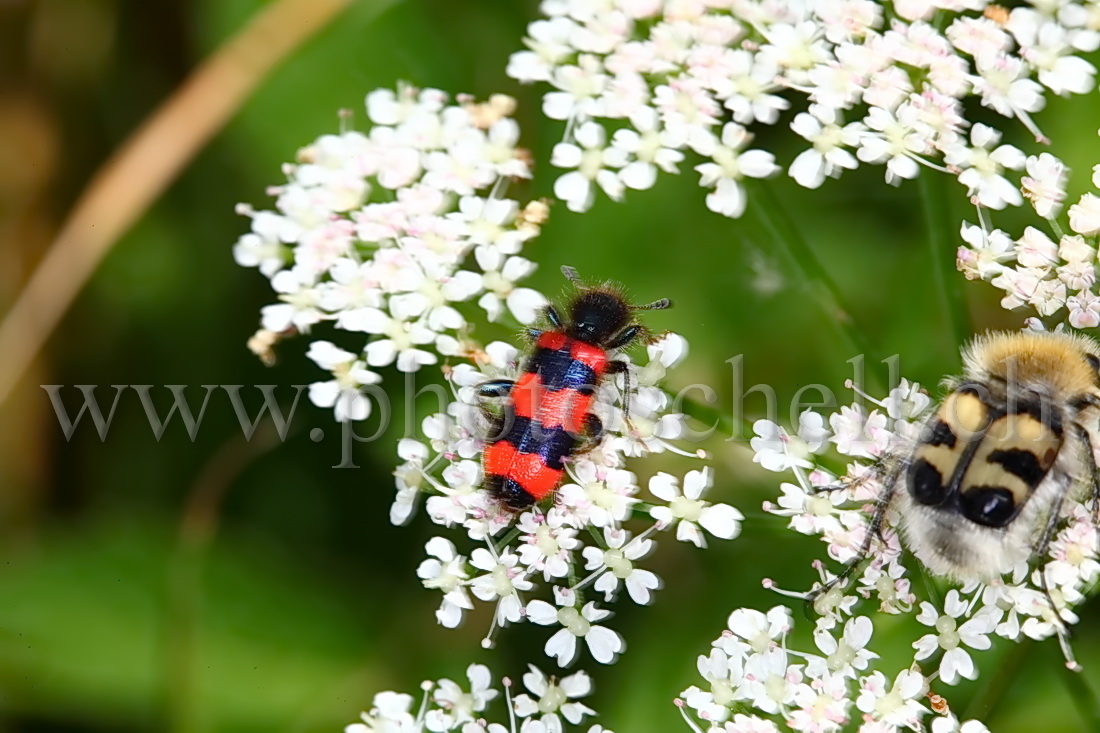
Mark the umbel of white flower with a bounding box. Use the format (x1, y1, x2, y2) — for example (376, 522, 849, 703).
(508, 0, 1099, 218)
(345, 663, 614, 733)
(233, 85, 549, 423)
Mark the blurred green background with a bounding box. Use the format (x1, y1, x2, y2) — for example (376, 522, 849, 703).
(4, 0, 1100, 731)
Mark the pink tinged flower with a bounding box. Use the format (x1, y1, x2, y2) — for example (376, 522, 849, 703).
(957, 223, 1014, 280)
(946, 16, 1010, 59)
(694, 123, 778, 218)
(828, 405, 889, 458)
(469, 547, 532, 624)
(788, 109, 862, 189)
(751, 410, 829, 471)
(648, 467, 744, 546)
(517, 509, 581, 580)
(1068, 290, 1100, 329)
(1015, 226, 1058, 268)
(556, 461, 640, 527)
(786, 673, 850, 732)
(815, 0, 883, 44)
(741, 647, 800, 715)
(855, 669, 927, 728)
(810, 616, 877, 678)
(971, 53, 1046, 139)
(1021, 152, 1068, 218)
(526, 590, 624, 666)
(1069, 193, 1100, 235)
(861, 65, 912, 111)
(1058, 259, 1096, 291)
(552, 121, 627, 212)
(945, 123, 1026, 209)
(687, 647, 745, 720)
(990, 266, 1045, 311)
(417, 537, 473, 628)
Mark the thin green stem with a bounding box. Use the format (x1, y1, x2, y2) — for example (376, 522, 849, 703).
(751, 181, 881, 391)
(919, 171, 970, 348)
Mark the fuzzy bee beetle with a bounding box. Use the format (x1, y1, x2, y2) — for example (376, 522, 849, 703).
(893, 330, 1100, 582)
(478, 265, 671, 510)
(814, 330, 1100, 667)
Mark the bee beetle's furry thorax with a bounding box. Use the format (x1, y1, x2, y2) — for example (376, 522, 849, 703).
(897, 330, 1100, 582)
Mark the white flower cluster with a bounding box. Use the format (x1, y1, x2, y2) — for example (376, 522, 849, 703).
(741, 380, 1099, 695)
(400, 332, 744, 667)
(508, 0, 1100, 216)
(677, 605, 995, 733)
(346, 663, 614, 733)
(233, 84, 551, 421)
(958, 133, 1100, 327)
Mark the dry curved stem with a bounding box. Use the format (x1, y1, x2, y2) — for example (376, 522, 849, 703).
(0, 0, 358, 407)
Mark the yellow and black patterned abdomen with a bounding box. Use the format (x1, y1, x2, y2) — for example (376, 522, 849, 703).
(907, 384, 1063, 528)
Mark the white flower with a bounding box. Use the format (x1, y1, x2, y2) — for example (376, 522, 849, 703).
(648, 467, 743, 547)
(469, 547, 533, 625)
(856, 106, 931, 185)
(912, 590, 999, 685)
(417, 537, 473, 628)
(261, 267, 324, 332)
(552, 121, 627, 212)
(581, 527, 660, 603)
(610, 107, 686, 190)
(347, 690, 418, 732)
(694, 123, 778, 218)
(1069, 192, 1100, 235)
(306, 340, 382, 422)
(720, 606, 792, 656)
(751, 411, 829, 472)
(788, 108, 862, 189)
(429, 664, 499, 727)
(526, 589, 624, 665)
(944, 123, 1025, 209)
(1021, 152, 1068, 218)
(512, 666, 596, 731)
(392, 438, 429, 525)
(808, 616, 877, 678)
(339, 307, 439, 372)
